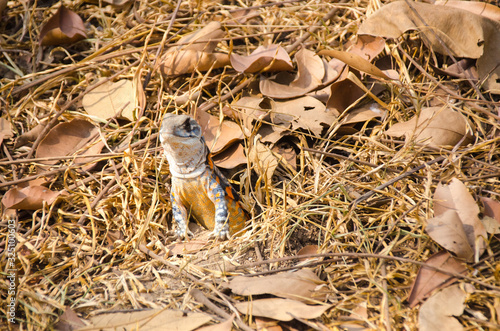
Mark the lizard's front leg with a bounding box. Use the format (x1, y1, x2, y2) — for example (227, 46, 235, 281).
(206, 176, 230, 240)
(170, 191, 193, 239)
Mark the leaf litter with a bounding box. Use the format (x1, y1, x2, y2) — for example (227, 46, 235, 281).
(1, 1, 500, 330)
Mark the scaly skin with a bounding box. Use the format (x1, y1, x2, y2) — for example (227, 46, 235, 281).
(159, 113, 247, 240)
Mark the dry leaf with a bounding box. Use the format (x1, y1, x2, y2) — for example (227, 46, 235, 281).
(82, 79, 139, 121)
(435, 1, 500, 21)
(0, 117, 13, 146)
(15, 123, 45, 148)
(249, 138, 278, 186)
(430, 179, 487, 262)
(160, 22, 229, 76)
(234, 298, 331, 322)
(273, 96, 336, 137)
(408, 251, 467, 308)
(384, 106, 474, 148)
(40, 5, 87, 46)
(418, 284, 469, 331)
(426, 210, 474, 261)
(260, 48, 325, 99)
(480, 197, 500, 234)
(326, 77, 366, 116)
(346, 35, 386, 61)
(230, 44, 293, 73)
(36, 119, 99, 165)
(168, 240, 208, 256)
(318, 49, 393, 80)
(358, 1, 500, 93)
(197, 315, 234, 331)
(212, 143, 247, 169)
(227, 269, 326, 302)
(195, 110, 244, 154)
(54, 307, 86, 331)
(341, 103, 385, 125)
(2, 186, 62, 210)
(481, 197, 500, 222)
(83, 309, 211, 331)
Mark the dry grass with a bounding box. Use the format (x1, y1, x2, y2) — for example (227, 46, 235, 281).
(1, 0, 500, 330)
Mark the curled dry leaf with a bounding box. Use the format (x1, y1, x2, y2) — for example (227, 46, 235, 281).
(260, 48, 326, 99)
(160, 22, 229, 76)
(212, 143, 246, 169)
(326, 76, 367, 116)
(195, 110, 244, 155)
(39, 5, 87, 46)
(234, 298, 331, 322)
(82, 79, 140, 121)
(227, 269, 326, 302)
(358, 1, 500, 93)
(384, 106, 474, 148)
(341, 103, 385, 125)
(2, 186, 62, 210)
(230, 44, 293, 73)
(418, 284, 470, 331)
(408, 251, 467, 308)
(428, 178, 487, 262)
(318, 49, 393, 80)
(36, 119, 100, 165)
(274, 96, 336, 137)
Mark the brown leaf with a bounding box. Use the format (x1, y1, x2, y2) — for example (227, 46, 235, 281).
(234, 298, 331, 322)
(212, 143, 247, 169)
(160, 22, 229, 76)
(36, 119, 99, 165)
(39, 5, 87, 46)
(433, 178, 487, 262)
(0, 117, 13, 146)
(227, 269, 326, 302)
(88, 309, 212, 330)
(481, 197, 500, 222)
(197, 315, 234, 331)
(195, 110, 244, 154)
(358, 1, 500, 93)
(248, 138, 278, 186)
(273, 96, 336, 136)
(408, 251, 466, 308)
(2, 186, 62, 210)
(230, 44, 293, 73)
(480, 197, 500, 234)
(426, 210, 474, 261)
(341, 103, 385, 125)
(82, 79, 139, 121)
(346, 35, 386, 61)
(318, 49, 393, 80)
(326, 77, 366, 117)
(418, 284, 470, 331)
(15, 123, 45, 148)
(260, 48, 325, 99)
(435, 1, 500, 21)
(160, 50, 230, 76)
(54, 307, 86, 331)
(384, 106, 474, 148)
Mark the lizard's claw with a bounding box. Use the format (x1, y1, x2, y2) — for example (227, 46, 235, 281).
(209, 224, 230, 240)
(176, 227, 194, 239)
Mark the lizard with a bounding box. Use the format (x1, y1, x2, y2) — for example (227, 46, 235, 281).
(159, 113, 248, 240)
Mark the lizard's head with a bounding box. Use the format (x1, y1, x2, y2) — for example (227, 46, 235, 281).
(159, 114, 207, 176)
(160, 114, 202, 142)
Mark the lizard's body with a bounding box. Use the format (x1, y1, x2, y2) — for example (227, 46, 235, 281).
(159, 113, 247, 239)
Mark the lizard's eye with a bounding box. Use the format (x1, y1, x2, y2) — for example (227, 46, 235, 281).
(178, 118, 201, 137)
(182, 118, 192, 132)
